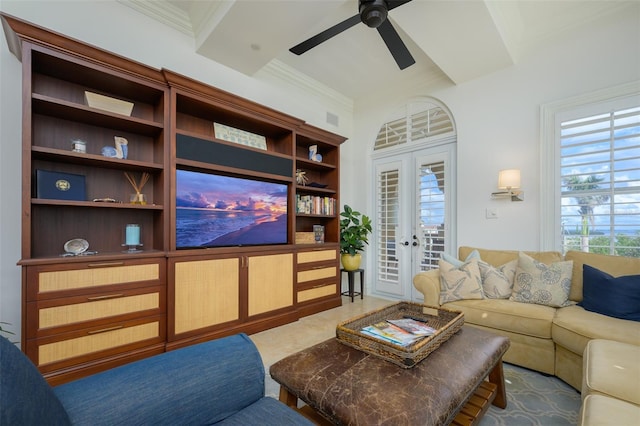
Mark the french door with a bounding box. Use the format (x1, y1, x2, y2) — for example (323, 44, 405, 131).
(372, 144, 455, 301)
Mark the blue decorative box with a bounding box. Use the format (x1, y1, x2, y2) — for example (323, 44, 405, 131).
(35, 170, 86, 201)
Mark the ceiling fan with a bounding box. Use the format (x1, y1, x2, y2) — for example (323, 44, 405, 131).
(289, 0, 415, 70)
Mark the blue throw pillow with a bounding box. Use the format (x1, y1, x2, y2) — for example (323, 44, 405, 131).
(580, 264, 640, 321)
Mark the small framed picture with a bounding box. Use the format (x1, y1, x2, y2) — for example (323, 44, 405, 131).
(313, 225, 325, 244)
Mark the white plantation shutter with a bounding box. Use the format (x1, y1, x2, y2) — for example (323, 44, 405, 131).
(559, 106, 640, 256)
(374, 105, 453, 150)
(417, 161, 446, 270)
(376, 168, 400, 281)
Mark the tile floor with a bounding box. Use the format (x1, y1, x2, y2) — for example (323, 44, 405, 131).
(250, 295, 393, 398)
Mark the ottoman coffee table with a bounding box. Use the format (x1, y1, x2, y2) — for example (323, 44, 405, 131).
(270, 326, 509, 425)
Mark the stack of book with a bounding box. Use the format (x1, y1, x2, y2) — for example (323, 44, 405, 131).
(296, 195, 336, 215)
(361, 318, 437, 347)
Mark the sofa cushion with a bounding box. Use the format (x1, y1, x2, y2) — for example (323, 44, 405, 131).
(0, 336, 71, 426)
(565, 250, 640, 302)
(458, 246, 563, 268)
(478, 259, 517, 299)
(579, 395, 640, 426)
(552, 305, 640, 357)
(443, 299, 555, 339)
(439, 258, 484, 304)
(580, 265, 640, 321)
(582, 339, 640, 406)
(510, 252, 573, 308)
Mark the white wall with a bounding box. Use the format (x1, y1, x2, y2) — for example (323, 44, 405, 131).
(0, 0, 353, 344)
(346, 6, 640, 255)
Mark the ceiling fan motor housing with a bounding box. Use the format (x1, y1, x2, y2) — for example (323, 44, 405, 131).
(360, 0, 388, 28)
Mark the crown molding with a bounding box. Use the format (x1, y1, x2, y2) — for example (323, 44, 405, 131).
(117, 0, 193, 36)
(260, 60, 354, 113)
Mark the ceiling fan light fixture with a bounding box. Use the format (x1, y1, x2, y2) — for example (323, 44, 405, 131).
(360, 0, 388, 28)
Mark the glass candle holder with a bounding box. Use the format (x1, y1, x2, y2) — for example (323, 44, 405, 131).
(122, 224, 143, 253)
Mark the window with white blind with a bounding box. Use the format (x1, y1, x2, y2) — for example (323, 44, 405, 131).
(542, 83, 640, 257)
(418, 161, 446, 269)
(376, 168, 399, 281)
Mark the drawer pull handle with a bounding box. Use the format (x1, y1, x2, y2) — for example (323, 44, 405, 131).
(87, 262, 125, 268)
(88, 325, 123, 335)
(311, 265, 328, 270)
(311, 284, 329, 289)
(87, 294, 124, 301)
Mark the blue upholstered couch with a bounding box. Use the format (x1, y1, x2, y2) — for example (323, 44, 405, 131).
(1, 333, 312, 425)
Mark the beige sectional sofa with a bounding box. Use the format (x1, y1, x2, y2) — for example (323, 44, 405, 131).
(413, 247, 640, 391)
(579, 339, 640, 425)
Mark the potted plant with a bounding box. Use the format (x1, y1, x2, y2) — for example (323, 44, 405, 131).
(340, 204, 373, 271)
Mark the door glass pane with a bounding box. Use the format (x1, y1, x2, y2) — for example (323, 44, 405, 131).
(376, 169, 399, 281)
(418, 161, 445, 270)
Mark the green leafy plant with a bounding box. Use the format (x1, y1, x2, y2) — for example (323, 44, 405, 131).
(340, 204, 373, 256)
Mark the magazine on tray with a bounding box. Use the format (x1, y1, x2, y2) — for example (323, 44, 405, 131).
(386, 318, 437, 336)
(360, 318, 437, 347)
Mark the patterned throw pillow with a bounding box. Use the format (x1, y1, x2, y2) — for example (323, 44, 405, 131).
(478, 259, 517, 299)
(510, 252, 573, 307)
(439, 258, 484, 304)
(441, 250, 480, 269)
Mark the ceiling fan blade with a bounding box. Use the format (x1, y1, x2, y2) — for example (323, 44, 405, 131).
(387, 0, 413, 12)
(376, 19, 415, 70)
(290, 14, 361, 55)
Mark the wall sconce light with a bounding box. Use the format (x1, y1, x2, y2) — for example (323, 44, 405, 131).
(491, 169, 524, 201)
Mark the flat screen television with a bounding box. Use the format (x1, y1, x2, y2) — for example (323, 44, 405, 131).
(176, 169, 288, 249)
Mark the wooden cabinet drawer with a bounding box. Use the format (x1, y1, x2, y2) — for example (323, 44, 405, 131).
(297, 248, 337, 264)
(297, 266, 337, 283)
(27, 315, 166, 372)
(26, 258, 165, 300)
(298, 283, 337, 303)
(26, 286, 165, 337)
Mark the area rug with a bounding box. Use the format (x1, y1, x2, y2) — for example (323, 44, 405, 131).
(264, 362, 581, 425)
(480, 363, 581, 425)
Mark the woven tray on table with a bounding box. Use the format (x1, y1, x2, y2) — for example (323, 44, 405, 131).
(336, 301, 464, 368)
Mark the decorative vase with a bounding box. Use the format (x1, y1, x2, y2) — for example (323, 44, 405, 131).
(341, 253, 361, 271)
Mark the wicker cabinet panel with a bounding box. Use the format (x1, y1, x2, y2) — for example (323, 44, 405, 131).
(38, 291, 160, 330)
(173, 257, 240, 335)
(297, 249, 337, 264)
(34, 318, 163, 367)
(37, 263, 160, 294)
(298, 266, 337, 283)
(298, 284, 337, 303)
(247, 253, 293, 317)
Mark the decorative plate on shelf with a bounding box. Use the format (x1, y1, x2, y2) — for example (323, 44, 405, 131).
(64, 238, 89, 255)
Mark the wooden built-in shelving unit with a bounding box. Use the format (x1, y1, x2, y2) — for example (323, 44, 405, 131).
(3, 13, 346, 384)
